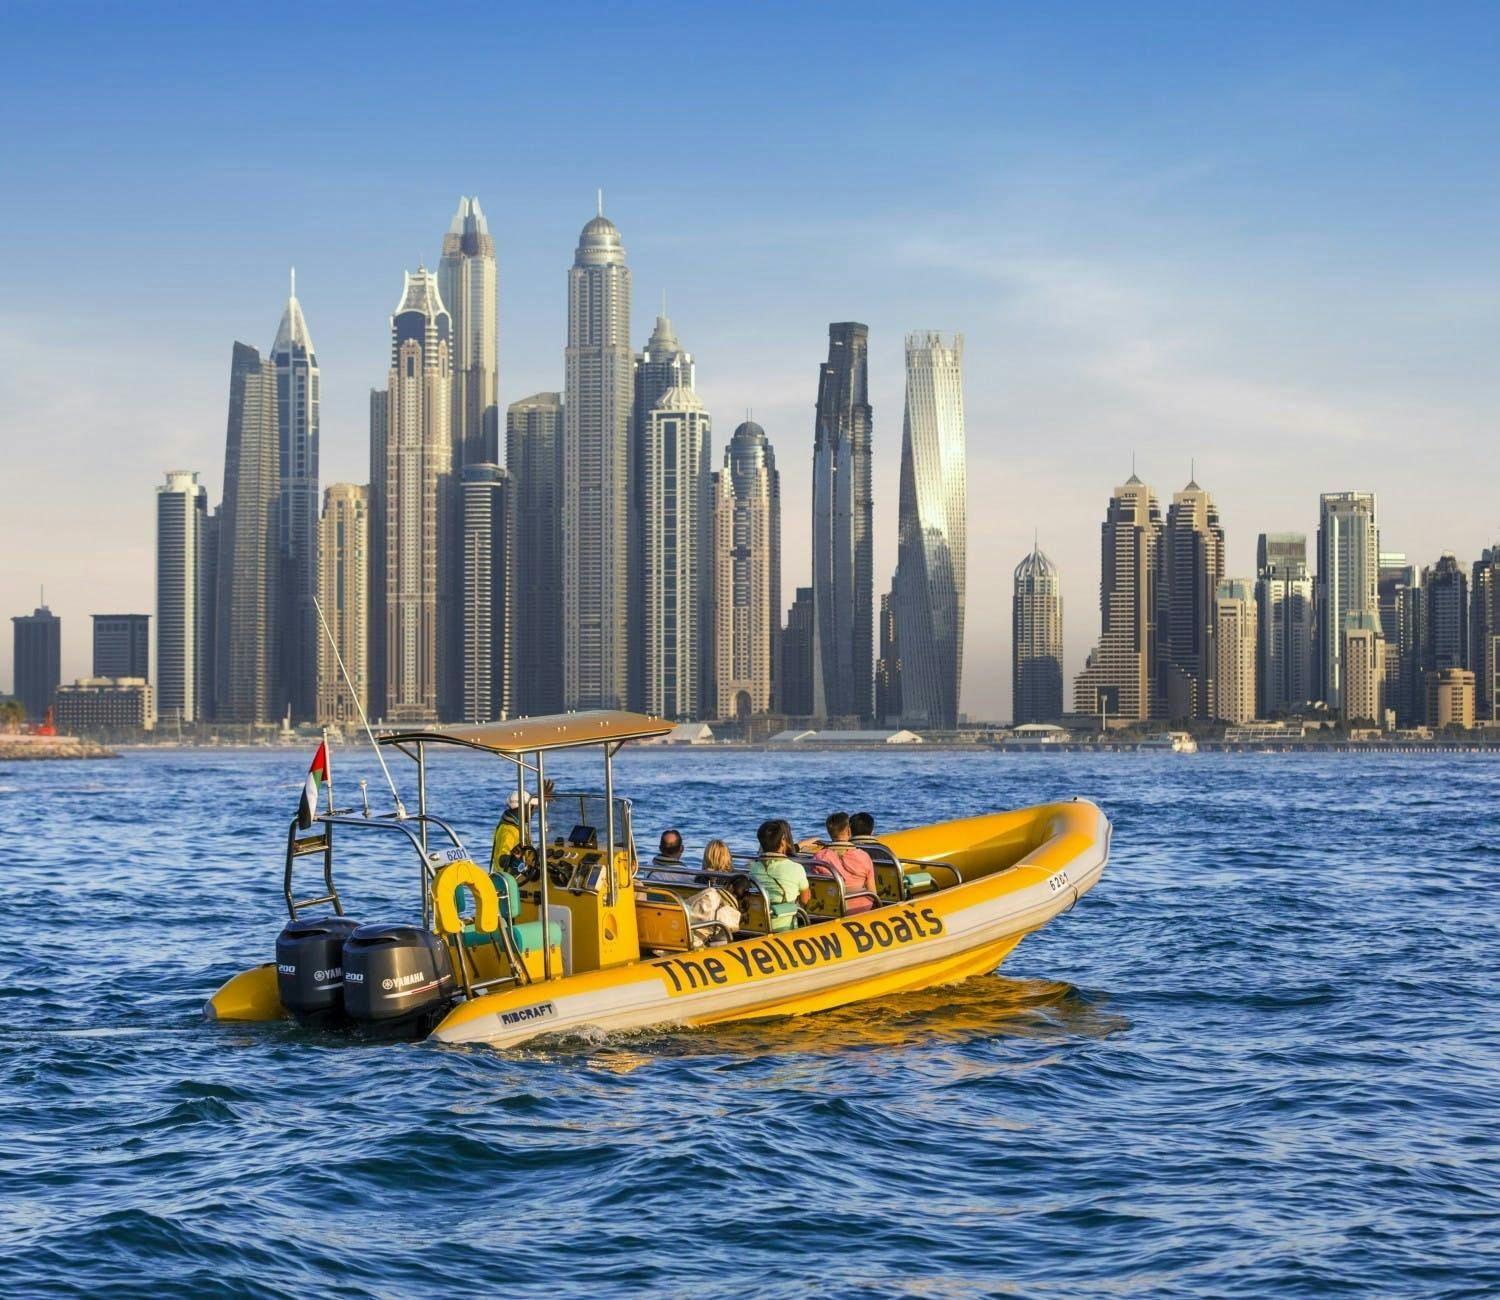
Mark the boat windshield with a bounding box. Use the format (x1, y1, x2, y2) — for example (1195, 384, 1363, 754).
(545, 791, 634, 852)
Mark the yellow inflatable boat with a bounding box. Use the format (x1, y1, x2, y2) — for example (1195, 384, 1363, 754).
(206, 711, 1110, 1049)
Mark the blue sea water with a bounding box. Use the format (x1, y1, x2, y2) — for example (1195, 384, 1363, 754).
(2, 746, 1498, 1298)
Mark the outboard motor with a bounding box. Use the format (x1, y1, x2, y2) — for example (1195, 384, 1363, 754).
(275, 915, 362, 1025)
(341, 924, 454, 1030)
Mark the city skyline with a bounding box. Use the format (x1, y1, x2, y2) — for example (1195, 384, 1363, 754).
(5, 5, 1500, 720)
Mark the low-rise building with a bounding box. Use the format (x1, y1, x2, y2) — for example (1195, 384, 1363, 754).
(53, 677, 154, 733)
(1426, 668, 1476, 730)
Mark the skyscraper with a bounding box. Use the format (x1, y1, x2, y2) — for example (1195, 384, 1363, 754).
(1378, 554, 1422, 726)
(215, 341, 280, 725)
(712, 419, 780, 721)
(780, 587, 815, 718)
(1159, 477, 1224, 721)
(890, 333, 967, 730)
(641, 388, 711, 721)
(1256, 532, 1314, 716)
(155, 471, 213, 725)
(811, 322, 873, 722)
(1013, 543, 1063, 725)
(379, 269, 454, 725)
(460, 464, 511, 724)
(631, 308, 695, 711)
(1316, 491, 1380, 712)
(11, 605, 60, 721)
(1074, 474, 1163, 723)
(1422, 552, 1469, 673)
(316, 483, 368, 727)
(1212, 578, 1258, 724)
(271, 273, 320, 722)
(507, 393, 564, 716)
(562, 204, 631, 710)
(874, 587, 901, 727)
(1471, 544, 1500, 723)
(367, 388, 389, 721)
(92, 614, 149, 681)
(439, 197, 499, 468)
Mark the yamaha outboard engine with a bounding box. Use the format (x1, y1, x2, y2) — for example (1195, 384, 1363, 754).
(341, 923, 454, 1032)
(276, 915, 362, 1026)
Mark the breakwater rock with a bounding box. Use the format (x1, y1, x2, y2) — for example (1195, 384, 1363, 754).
(0, 736, 117, 761)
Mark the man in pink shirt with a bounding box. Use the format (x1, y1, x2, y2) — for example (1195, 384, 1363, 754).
(811, 811, 880, 914)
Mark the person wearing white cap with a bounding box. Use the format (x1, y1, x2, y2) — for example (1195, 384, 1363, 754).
(489, 782, 552, 874)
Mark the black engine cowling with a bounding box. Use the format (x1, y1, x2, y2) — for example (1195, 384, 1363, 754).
(341, 924, 454, 1025)
(275, 915, 362, 1024)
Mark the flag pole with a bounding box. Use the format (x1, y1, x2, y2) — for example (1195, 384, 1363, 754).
(322, 725, 334, 814)
(313, 593, 406, 818)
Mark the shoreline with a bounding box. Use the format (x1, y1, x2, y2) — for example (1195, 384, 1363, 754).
(30, 737, 1500, 757)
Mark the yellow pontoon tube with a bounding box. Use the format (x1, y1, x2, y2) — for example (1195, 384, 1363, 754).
(430, 798, 1109, 1049)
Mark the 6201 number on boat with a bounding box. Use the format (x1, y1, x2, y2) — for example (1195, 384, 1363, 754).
(1047, 870, 1071, 893)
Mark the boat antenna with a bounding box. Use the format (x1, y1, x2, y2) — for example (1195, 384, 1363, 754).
(312, 593, 406, 818)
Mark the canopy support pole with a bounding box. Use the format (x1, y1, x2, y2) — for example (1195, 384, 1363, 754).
(536, 750, 552, 981)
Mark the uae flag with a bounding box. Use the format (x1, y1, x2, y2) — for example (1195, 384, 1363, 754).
(297, 742, 330, 829)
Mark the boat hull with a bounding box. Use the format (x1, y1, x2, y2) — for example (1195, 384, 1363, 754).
(430, 799, 1110, 1049)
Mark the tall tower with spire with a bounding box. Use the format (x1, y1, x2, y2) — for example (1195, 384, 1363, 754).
(271, 271, 320, 721)
(811, 322, 874, 721)
(439, 197, 498, 467)
(379, 268, 454, 724)
(630, 299, 695, 709)
(563, 202, 632, 710)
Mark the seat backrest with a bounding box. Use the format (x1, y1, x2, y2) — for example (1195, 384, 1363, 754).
(494, 869, 522, 921)
(636, 887, 692, 952)
(801, 860, 848, 919)
(855, 841, 905, 902)
(738, 880, 772, 934)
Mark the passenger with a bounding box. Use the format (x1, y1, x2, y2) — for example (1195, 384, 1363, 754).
(751, 819, 810, 931)
(849, 811, 877, 840)
(654, 828, 685, 867)
(812, 811, 879, 914)
(687, 837, 743, 944)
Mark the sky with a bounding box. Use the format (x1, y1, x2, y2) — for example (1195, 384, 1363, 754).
(2, 1, 1498, 720)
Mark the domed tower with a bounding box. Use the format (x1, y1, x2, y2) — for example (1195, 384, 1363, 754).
(1013, 542, 1063, 724)
(563, 198, 632, 709)
(713, 420, 781, 721)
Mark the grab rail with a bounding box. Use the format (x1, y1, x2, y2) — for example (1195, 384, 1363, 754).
(283, 809, 471, 924)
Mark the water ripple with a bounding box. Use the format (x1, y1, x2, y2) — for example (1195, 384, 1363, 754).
(2, 749, 1499, 1295)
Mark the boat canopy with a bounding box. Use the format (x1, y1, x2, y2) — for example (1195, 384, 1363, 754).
(377, 709, 674, 756)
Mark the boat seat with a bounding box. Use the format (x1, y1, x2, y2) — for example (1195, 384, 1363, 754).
(450, 873, 563, 951)
(635, 884, 737, 952)
(460, 919, 563, 952)
(903, 870, 937, 896)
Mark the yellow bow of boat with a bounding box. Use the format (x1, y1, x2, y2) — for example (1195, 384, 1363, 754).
(206, 711, 1111, 1048)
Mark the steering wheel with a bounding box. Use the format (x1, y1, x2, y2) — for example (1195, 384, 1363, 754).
(505, 845, 540, 886)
